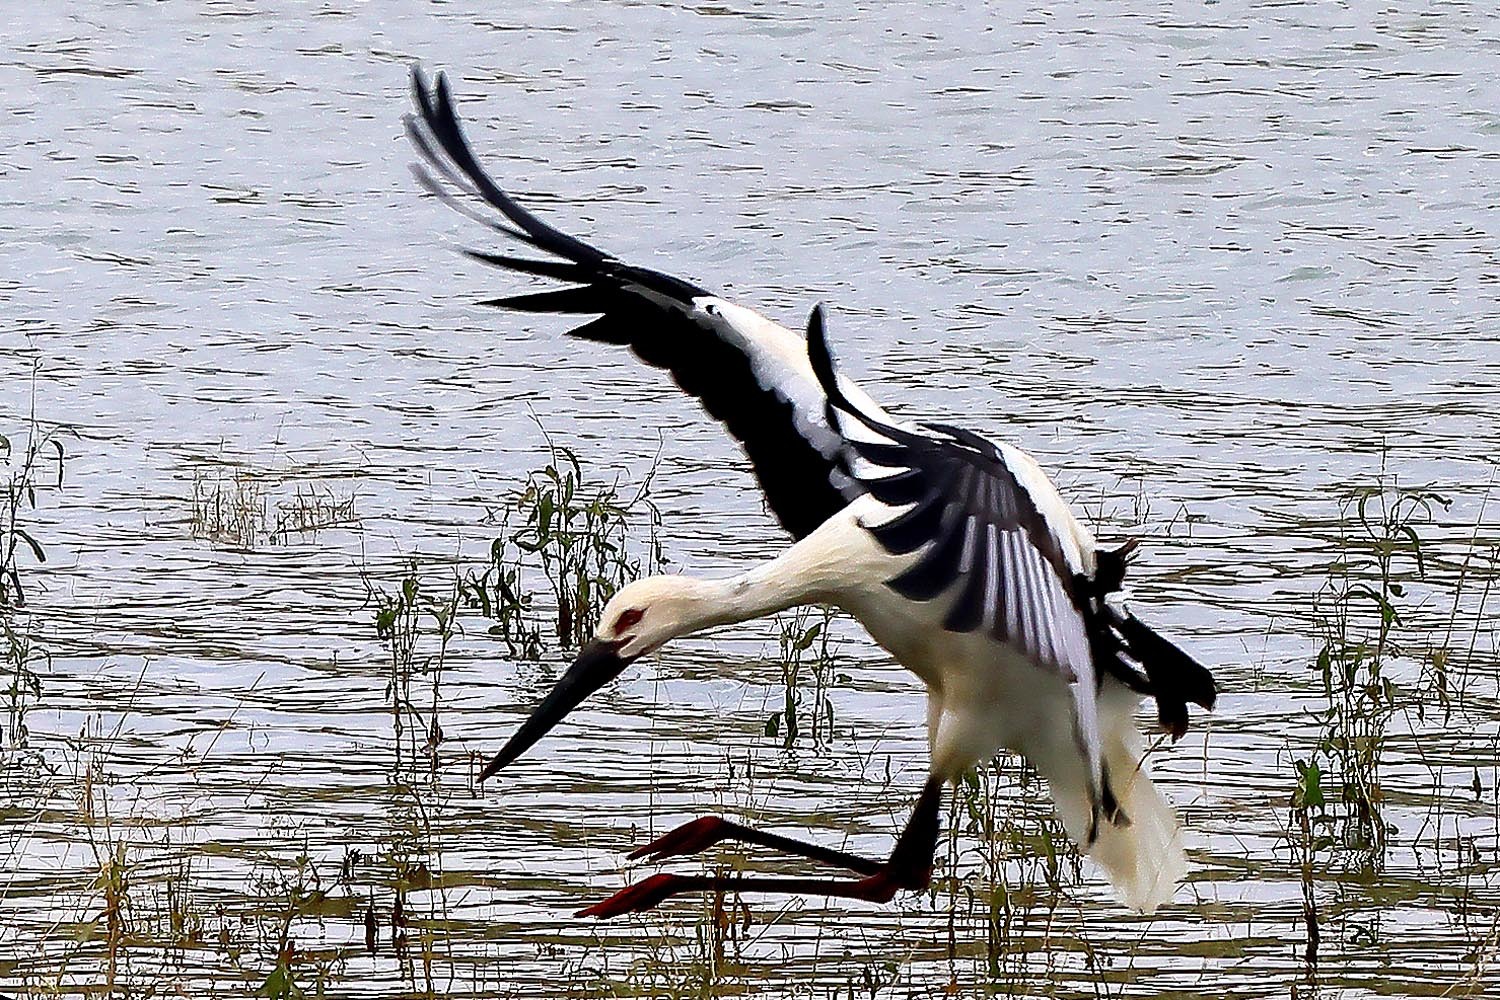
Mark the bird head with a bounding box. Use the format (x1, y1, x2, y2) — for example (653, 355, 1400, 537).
(597, 576, 705, 659)
(478, 576, 707, 782)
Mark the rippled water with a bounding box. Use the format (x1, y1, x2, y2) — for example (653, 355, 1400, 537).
(3, 3, 1499, 997)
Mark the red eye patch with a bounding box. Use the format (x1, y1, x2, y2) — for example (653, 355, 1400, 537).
(616, 608, 645, 632)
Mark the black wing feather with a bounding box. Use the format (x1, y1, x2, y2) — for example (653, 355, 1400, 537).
(464, 251, 588, 283)
(867, 489, 947, 554)
(407, 67, 854, 541)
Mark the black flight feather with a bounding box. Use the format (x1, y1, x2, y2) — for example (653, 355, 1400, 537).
(480, 287, 614, 313)
(407, 70, 852, 541)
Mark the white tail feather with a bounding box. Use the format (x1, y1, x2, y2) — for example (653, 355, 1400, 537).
(1044, 690, 1186, 912)
(1088, 746, 1185, 912)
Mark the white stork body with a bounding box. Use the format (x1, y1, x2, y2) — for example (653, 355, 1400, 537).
(610, 466, 1183, 910)
(406, 69, 1214, 916)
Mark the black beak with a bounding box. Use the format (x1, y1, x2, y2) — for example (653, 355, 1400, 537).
(478, 639, 636, 782)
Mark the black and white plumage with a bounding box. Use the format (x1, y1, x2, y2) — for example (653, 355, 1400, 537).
(406, 68, 1217, 916)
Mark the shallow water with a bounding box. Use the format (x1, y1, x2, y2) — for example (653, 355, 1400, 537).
(2, 2, 1499, 997)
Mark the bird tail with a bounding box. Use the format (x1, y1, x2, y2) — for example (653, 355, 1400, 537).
(1107, 608, 1218, 740)
(1046, 686, 1186, 912)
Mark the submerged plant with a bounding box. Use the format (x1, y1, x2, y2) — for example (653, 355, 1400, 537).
(271, 483, 360, 541)
(191, 466, 359, 551)
(191, 467, 270, 550)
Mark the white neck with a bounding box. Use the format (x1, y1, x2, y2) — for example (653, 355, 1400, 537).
(665, 560, 831, 640)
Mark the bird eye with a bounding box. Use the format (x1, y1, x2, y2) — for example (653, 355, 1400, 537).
(616, 608, 645, 633)
(704, 302, 720, 317)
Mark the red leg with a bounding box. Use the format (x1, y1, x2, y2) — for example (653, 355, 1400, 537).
(581, 778, 944, 919)
(628, 816, 882, 875)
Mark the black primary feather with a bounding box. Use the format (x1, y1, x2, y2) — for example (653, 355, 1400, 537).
(407, 68, 853, 542)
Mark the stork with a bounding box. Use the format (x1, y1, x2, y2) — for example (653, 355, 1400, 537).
(405, 69, 1217, 919)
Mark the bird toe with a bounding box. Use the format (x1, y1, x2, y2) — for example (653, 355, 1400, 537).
(626, 816, 730, 861)
(577, 873, 689, 918)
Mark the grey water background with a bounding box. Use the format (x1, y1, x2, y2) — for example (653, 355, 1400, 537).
(2, 1, 1498, 996)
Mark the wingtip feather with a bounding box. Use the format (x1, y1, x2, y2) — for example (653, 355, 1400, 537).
(805, 304, 839, 399)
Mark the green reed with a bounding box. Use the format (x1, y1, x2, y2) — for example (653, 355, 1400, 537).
(369, 564, 460, 780)
(1286, 469, 1500, 991)
(1309, 476, 1448, 856)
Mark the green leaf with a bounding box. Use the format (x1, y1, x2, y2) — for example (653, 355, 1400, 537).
(375, 607, 397, 637)
(257, 962, 304, 1000)
(13, 528, 45, 563)
(538, 494, 554, 536)
(1293, 759, 1325, 810)
(1397, 523, 1425, 577)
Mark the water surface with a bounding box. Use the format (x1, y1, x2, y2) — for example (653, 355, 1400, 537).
(2, 2, 1498, 997)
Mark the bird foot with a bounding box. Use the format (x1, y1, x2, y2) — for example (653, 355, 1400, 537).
(627, 816, 732, 862)
(576, 865, 932, 919)
(577, 873, 694, 918)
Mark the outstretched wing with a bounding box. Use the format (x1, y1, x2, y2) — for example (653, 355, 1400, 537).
(805, 307, 1111, 834)
(406, 67, 870, 540)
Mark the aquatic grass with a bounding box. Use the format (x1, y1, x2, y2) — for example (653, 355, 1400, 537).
(191, 466, 360, 551)
(1284, 467, 1500, 991)
(6, 408, 1497, 998)
(561, 748, 765, 996)
(1308, 474, 1449, 856)
(368, 563, 461, 779)
(1289, 755, 1328, 984)
(1, 362, 68, 761)
(459, 515, 543, 662)
(190, 467, 270, 550)
(1417, 478, 1498, 722)
(3, 619, 465, 1000)
(464, 431, 662, 653)
(947, 753, 1084, 990)
(763, 605, 843, 751)
(2, 615, 48, 763)
(271, 483, 361, 542)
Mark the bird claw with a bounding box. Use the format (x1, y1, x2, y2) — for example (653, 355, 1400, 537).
(577, 873, 692, 919)
(626, 816, 731, 862)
